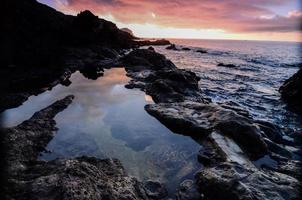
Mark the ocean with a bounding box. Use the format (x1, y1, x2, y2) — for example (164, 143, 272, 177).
(153, 39, 302, 132)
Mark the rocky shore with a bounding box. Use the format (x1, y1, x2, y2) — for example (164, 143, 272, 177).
(1, 0, 301, 200)
(122, 48, 302, 199)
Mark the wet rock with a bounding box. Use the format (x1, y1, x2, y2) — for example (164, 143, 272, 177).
(176, 179, 202, 200)
(181, 47, 191, 51)
(196, 49, 207, 54)
(122, 49, 209, 103)
(2, 96, 152, 200)
(27, 157, 150, 200)
(145, 102, 268, 159)
(196, 162, 300, 200)
(166, 44, 179, 50)
(217, 63, 237, 68)
(2, 95, 74, 178)
(144, 180, 168, 199)
(279, 68, 302, 114)
(148, 46, 155, 51)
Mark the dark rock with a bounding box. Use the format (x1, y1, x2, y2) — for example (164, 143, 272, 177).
(182, 47, 191, 51)
(166, 44, 178, 50)
(1, 0, 135, 112)
(122, 49, 209, 103)
(136, 39, 171, 46)
(279, 68, 302, 114)
(148, 46, 155, 51)
(1, 96, 151, 200)
(196, 162, 300, 200)
(196, 49, 207, 54)
(27, 157, 150, 200)
(145, 102, 268, 160)
(176, 179, 202, 200)
(217, 63, 237, 68)
(144, 180, 168, 199)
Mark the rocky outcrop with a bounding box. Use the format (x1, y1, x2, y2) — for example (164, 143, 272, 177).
(1, 0, 135, 112)
(279, 68, 302, 114)
(145, 102, 268, 160)
(136, 39, 171, 46)
(166, 44, 179, 50)
(121, 49, 210, 103)
(1, 96, 158, 200)
(196, 162, 300, 200)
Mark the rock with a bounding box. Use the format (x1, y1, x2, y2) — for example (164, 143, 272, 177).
(144, 180, 168, 199)
(196, 49, 207, 54)
(122, 49, 209, 103)
(27, 157, 150, 200)
(217, 63, 237, 68)
(279, 68, 302, 114)
(1, 0, 135, 112)
(1, 96, 152, 200)
(196, 162, 300, 200)
(2, 95, 75, 175)
(136, 39, 171, 46)
(166, 44, 178, 50)
(181, 47, 191, 51)
(145, 102, 268, 160)
(176, 179, 202, 200)
(148, 46, 155, 51)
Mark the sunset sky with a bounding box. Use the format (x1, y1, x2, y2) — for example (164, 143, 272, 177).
(39, 0, 302, 42)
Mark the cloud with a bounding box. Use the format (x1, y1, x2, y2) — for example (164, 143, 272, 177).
(54, 0, 302, 33)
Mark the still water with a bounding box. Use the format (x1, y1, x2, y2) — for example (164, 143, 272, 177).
(2, 68, 201, 194)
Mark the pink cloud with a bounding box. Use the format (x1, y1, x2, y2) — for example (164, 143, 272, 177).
(55, 0, 302, 33)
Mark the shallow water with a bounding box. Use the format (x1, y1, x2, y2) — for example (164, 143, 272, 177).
(2, 68, 201, 195)
(153, 39, 302, 132)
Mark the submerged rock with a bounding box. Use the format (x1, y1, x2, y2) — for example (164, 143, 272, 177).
(181, 47, 191, 51)
(279, 68, 302, 114)
(217, 63, 237, 68)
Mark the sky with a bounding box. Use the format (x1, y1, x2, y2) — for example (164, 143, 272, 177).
(39, 0, 302, 42)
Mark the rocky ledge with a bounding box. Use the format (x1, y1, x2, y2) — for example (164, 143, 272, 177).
(120, 48, 301, 199)
(279, 68, 302, 114)
(121, 49, 210, 103)
(1, 96, 161, 200)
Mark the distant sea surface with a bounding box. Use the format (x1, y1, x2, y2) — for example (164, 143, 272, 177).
(154, 39, 302, 132)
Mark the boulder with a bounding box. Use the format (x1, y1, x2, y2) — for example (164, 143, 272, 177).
(145, 102, 268, 159)
(279, 68, 302, 114)
(196, 162, 300, 200)
(166, 44, 178, 50)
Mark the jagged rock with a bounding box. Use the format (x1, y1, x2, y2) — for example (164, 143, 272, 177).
(279, 68, 302, 114)
(144, 180, 168, 199)
(176, 179, 202, 200)
(1, 96, 153, 200)
(196, 162, 300, 200)
(122, 49, 209, 103)
(136, 39, 171, 46)
(166, 44, 178, 50)
(27, 157, 150, 200)
(145, 102, 268, 159)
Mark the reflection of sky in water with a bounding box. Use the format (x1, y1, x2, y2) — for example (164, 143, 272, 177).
(3, 68, 201, 195)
